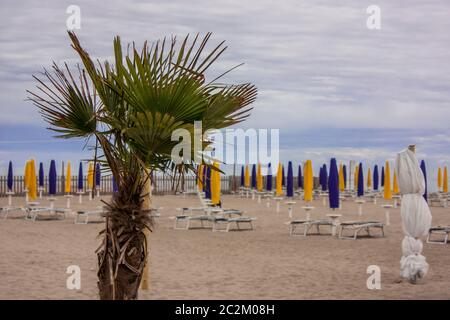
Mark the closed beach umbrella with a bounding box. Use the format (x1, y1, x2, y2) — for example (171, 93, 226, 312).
(211, 162, 221, 205)
(319, 167, 323, 189)
(257, 163, 263, 192)
(7, 161, 13, 191)
(87, 162, 94, 190)
(443, 167, 448, 193)
(395, 148, 432, 283)
(96, 163, 101, 187)
(65, 161, 71, 193)
(343, 164, 347, 188)
(28, 159, 37, 200)
(48, 159, 57, 195)
(202, 165, 207, 192)
(112, 175, 118, 193)
(197, 165, 203, 190)
(357, 163, 364, 197)
(420, 160, 428, 202)
(303, 160, 313, 202)
(286, 161, 294, 197)
(244, 165, 250, 188)
(240, 166, 244, 187)
(367, 167, 372, 189)
(373, 165, 379, 191)
(437, 167, 442, 191)
(282, 165, 285, 187)
(38, 162, 44, 188)
(78, 162, 83, 191)
(24, 160, 30, 191)
(354, 164, 359, 191)
(384, 161, 392, 200)
(251, 164, 257, 189)
(393, 171, 400, 194)
(276, 163, 283, 196)
(267, 163, 273, 191)
(321, 164, 328, 191)
(338, 163, 345, 192)
(298, 164, 303, 189)
(381, 166, 385, 187)
(328, 158, 339, 209)
(205, 166, 211, 199)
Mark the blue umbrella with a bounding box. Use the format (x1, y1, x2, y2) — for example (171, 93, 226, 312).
(321, 164, 328, 191)
(202, 165, 207, 192)
(240, 166, 245, 187)
(251, 164, 257, 189)
(319, 167, 323, 189)
(95, 163, 101, 187)
(266, 163, 273, 191)
(328, 158, 339, 209)
(205, 166, 211, 199)
(373, 165, 379, 191)
(78, 162, 83, 191)
(112, 175, 118, 193)
(357, 163, 364, 197)
(49, 160, 57, 195)
(381, 166, 385, 187)
(38, 162, 44, 188)
(282, 165, 285, 187)
(7, 161, 13, 191)
(420, 160, 428, 202)
(343, 164, 347, 188)
(286, 161, 294, 197)
(298, 164, 303, 189)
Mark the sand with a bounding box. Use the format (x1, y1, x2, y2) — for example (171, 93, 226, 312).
(0, 193, 449, 300)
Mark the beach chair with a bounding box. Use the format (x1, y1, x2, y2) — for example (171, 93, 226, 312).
(24, 206, 69, 221)
(338, 221, 385, 240)
(0, 206, 23, 219)
(427, 226, 450, 244)
(74, 208, 105, 224)
(288, 219, 333, 236)
(211, 216, 256, 232)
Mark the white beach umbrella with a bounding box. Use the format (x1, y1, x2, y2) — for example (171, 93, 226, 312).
(395, 147, 432, 283)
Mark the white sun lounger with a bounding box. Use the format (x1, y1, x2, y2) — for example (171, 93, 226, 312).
(288, 219, 333, 236)
(24, 207, 69, 221)
(211, 216, 256, 232)
(74, 208, 104, 224)
(338, 221, 385, 240)
(427, 226, 450, 244)
(1, 206, 23, 219)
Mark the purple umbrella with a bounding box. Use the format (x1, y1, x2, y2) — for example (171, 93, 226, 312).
(381, 166, 385, 187)
(7, 161, 13, 191)
(78, 162, 83, 191)
(205, 166, 211, 199)
(95, 163, 101, 187)
(357, 163, 364, 197)
(251, 164, 257, 189)
(321, 164, 328, 191)
(240, 166, 245, 187)
(298, 164, 303, 189)
(48, 160, 57, 195)
(286, 161, 294, 197)
(282, 165, 285, 187)
(328, 158, 339, 209)
(373, 165, 379, 191)
(420, 160, 428, 202)
(343, 164, 347, 188)
(38, 162, 44, 188)
(112, 175, 118, 193)
(266, 163, 272, 191)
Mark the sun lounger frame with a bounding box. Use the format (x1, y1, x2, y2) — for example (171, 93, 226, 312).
(74, 209, 104, 224)
(338, 221, 385, 240)
(24, 207, 69, 221)
(212, 217, 256, 232)
(427, 227, 450, 244)
(289, 219, 333, 236)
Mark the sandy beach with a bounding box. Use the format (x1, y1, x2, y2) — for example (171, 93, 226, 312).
(0, 193, 448, 300)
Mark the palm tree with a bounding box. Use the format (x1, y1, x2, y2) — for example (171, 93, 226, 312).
(28, 32, 257, 299)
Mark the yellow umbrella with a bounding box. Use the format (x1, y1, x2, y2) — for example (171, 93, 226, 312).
(276, 163, 283, 196)
(393, 171, 400, 194)
(211, 162, 221, 205)
(437, 167, 442, 191)
(87, 162, 94, 189)
(65, 161, 72, 193)
(28, 159, 37, 200)
(257, 163, 263, 192)
(244, 165, 250, 188)
(384, 161, 392, 200)
(338, 163, 345, 191)
(24, 160, 30, 190)
(303, 160, 313, 202)
(443, 166, 448, 193)
(197, 164, 204, 191)
(354, 164, 359, 191)
(367, 167, 372, 189)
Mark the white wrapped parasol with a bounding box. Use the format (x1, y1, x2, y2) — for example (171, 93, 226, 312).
(395, 148, 432, 283)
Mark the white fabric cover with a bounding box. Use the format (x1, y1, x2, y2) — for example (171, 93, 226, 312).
(395, 149, 432, 282)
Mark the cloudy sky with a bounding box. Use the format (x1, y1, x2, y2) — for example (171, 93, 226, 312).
(0, 0, 449, 189)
